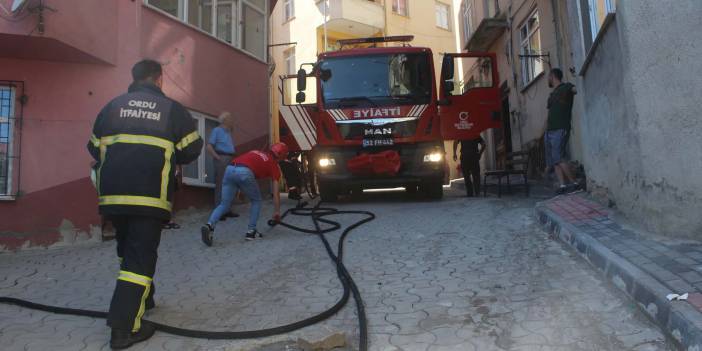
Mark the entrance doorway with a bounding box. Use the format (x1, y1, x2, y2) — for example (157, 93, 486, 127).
(492, 82, 512, 169)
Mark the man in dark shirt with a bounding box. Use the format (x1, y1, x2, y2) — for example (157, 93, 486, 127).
(543, 68, 579, 194)
(453, 137, 486, 197)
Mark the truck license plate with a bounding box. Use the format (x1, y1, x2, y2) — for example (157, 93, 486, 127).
(363, 139, 394, 147)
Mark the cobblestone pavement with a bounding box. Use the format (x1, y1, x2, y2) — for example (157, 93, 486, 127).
(0, 188, 674, 350)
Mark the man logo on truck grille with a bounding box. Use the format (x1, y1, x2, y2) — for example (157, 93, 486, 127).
(364, 127, 392, 136)
(455, 111, 474, 130)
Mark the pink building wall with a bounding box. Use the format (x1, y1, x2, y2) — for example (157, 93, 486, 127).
(0, 1, 272, 250)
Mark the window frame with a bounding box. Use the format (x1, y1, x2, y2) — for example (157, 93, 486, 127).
(182, 110, 220, 188)
(587, 0, 616, 42)
(519, 9, 544, 87)
(283, 0, 294, 21)
(144, 0, 267, 62)
(0, 85, 16, 199)
(392, 0, 408, 17)
(435, 2, 451, 31)
(462, 0, 473, 42)
(284, 47, 296, 75)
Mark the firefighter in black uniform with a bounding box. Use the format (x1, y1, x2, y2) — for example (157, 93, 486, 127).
(87, 60, 202, 349)
(453, 137, 486, 197)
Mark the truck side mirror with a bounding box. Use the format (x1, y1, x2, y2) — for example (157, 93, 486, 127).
(296, 68, 307, 92)
(296, 92, 306, 104)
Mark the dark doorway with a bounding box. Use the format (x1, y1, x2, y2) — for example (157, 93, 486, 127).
(492, 82, 512, 169)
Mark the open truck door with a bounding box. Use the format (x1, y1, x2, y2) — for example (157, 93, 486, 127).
(438, 53, 501, 140)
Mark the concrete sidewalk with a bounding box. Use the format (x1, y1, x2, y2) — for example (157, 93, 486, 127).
(536, 193, 702, 350)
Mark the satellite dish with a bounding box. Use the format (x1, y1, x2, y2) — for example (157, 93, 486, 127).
(11, 0, 27, 13)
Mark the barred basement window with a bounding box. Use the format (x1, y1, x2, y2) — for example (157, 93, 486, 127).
(0, 83, 21, 200)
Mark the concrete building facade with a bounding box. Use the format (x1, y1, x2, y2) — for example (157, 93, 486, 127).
(457, 0, 582, 173)
(460, 0, 702, 238)
(0, 0, 276, 250)
(560, 0, 702, 238)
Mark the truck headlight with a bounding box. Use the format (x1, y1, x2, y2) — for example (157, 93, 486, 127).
(423, 152, 443, 163)
(319, 158, 336, 167)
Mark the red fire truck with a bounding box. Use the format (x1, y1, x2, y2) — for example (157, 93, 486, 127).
(278, 36, 501, 201)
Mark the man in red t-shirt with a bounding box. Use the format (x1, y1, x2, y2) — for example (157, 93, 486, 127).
(201, 143, 288, 245)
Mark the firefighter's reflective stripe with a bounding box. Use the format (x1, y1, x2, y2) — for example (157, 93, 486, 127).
(100, 134, 174, 151)
(90, 134, 100, 147)
(117, 270, 152, 332)
(98, 134, 175, 211)
(100, 195, 172, 212)
(175, 131, 200, 151)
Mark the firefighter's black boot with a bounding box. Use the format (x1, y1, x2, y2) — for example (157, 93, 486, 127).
(110, 321, 156, 350)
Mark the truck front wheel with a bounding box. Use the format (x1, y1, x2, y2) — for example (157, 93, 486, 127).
(318, 183, 338, 202)
(421, 181, 444, 200)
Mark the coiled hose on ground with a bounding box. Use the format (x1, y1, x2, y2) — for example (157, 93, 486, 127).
(0, 200, 374, 350)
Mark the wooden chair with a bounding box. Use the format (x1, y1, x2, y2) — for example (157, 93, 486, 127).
(483, 151, 530, 197)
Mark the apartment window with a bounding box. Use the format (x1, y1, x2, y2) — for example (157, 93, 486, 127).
(284, 0, 294, 21)
(284, 48, 296, 75)
(0, 85, 16, 197)
(216, 1, 237, 44)
(462, 1, 473, 40)
(519, 10, 543, 86)
(182, 110, 219, 187)
(149, 0, 181, 17)
(187, 0, 213, 33)
(243, 3, 265, 58)
(587, 0, 616, 41)
(435, 2, 450, 30)
(392, 0, 408, 16)
(145, 0, 267, 60)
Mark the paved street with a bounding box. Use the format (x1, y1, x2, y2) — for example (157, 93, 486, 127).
(0, 188, 674, 350)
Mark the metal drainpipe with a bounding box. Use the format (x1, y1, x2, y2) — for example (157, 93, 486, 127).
(507, 0, 524, 151)
(382, 0, 388, 37)
(550, 0, 563, 68)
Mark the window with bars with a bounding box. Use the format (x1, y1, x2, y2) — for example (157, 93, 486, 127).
(519, 10, 544, 86)
(145, 0, 267, 60)
(0, 84, 19, 199)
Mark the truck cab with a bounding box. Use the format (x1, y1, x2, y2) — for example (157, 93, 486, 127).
(279, 36, 501, 201)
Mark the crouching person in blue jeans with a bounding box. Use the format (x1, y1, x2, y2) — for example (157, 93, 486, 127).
(201, 143, 288, 245)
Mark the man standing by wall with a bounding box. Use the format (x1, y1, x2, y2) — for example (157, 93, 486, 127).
(88, 60, 202, 349)
(207, 112, 239, 219)
(453, 137, 486, 197)
(543, 68, 580, 194)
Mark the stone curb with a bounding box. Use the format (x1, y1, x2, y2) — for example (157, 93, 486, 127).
(535, 202, 702, 351)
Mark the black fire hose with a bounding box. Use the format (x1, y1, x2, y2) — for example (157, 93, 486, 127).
(0, 200, 374, 350)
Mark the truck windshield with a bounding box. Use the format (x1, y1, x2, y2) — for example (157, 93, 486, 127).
(319, 53, 431, 109)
